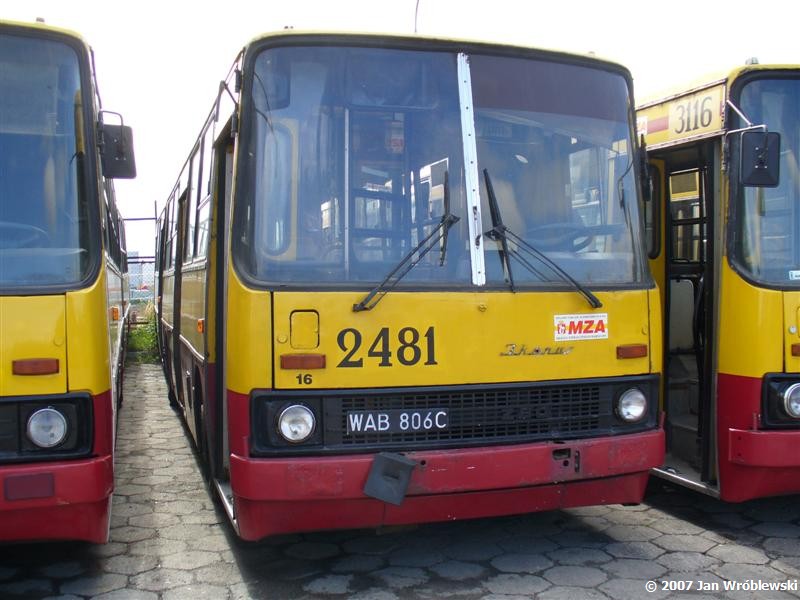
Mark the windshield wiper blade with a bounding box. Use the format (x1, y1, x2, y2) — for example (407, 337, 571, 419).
(353, 178, 460, 312)
(503, 229, 603, 308)
(482, 169, 602, 309)
(482, 169, 515, 291)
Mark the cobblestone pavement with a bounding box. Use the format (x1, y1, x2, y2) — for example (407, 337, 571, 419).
(1, 363, 799, 599)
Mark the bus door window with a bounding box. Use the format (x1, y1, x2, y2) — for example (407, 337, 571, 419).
(665, 167, 707, 470)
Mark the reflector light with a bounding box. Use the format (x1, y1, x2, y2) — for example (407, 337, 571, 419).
(12, 358, 59, 376)
(280, 354, 326, 369)
(616, 344, 648, 359)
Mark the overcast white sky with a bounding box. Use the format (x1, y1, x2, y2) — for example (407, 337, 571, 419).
(5, 0, 798, 255)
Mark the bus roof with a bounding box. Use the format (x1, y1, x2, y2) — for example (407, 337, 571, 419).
(639, 63, 800, 108)
(636, 63, 800, 150)
(242, 30, 633, 78)
(0, 18, 89, 47)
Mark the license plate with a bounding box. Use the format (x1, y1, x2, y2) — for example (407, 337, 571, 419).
(346, 409, 449, 434)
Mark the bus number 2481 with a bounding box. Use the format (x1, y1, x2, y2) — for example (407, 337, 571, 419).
(337, 326, 437, 368)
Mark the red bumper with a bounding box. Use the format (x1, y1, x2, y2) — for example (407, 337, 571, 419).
(0, 455, 113, 543)
(717, 373, 800, 502)
(230, 428, 664, 541)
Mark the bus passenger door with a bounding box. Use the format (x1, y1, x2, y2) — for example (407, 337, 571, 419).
(650, 152, 717, 493)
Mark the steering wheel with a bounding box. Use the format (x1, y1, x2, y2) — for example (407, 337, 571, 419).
(0, 222, 50, 249)
(526, 223, 593, 252)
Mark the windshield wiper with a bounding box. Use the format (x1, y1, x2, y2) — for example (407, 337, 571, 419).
(482, 169, 602, 309)
(353, 173, 460, 312)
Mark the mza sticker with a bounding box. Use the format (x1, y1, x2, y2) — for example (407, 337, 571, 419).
(554, 313, 609, 341)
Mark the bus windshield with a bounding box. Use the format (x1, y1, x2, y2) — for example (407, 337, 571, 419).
(0, 33, 95, 289)
(234, 45, 644, 287)
(733, 77, 800, 286)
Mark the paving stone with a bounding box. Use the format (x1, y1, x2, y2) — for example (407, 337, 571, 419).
(649, 518, 705, 535)
(370, 567, 429, 589)
(429, 560, 486, 580)
(331, 554, 386, 573)
(546, 547, 612, 565)
(158, 523, 217, 541)
(159, 550, 220, 570)
(60, 573, 127, 596)
(603, 524, 661, 542)
(604, 541, 664, 560)
(130, 568, 194, 592)
(91, 590, 159, 600)
(713, 562, 791, 583)
(259, 558, 324, 582)
(652, 533, 717, 553)
(0, 578, 54, 596)
(599, 578, 670, 600)
(303, 574, 353, 595)
(442, 541, 502, 561)
(750, 522, 800, 538)
(542, 565, 607, 587)
(38, 561, 88, 578)
(102, 554, 159, 575)
(601, 558, 667, 580)
(194, 562, 242, 584)
(112, 502, 153, 519)
(537, 586, 611, 600)
(161, 584, 231, 600)
(348, 590, 400, 600)
(483, 573, 550, 596)
(497, 536, 560, 554)
(127, 537, 189, 557)
(388, 547, 445, 567)
(708, 544, 771, 564)
(284, 541, 342, 560)
(187, 534, 232, 552)
(109, 525, 156, 543)
(491, 553, 554, 574)
(764, 537, 800, 556)
(656, 551, 721, 572)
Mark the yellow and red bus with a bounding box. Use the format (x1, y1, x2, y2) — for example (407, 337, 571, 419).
(0, 20, 136, 543)
(157, 31, 664, 541)
(637, 62, 800, 501)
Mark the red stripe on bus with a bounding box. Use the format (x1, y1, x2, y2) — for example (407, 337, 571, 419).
(648, 116, 669, 133)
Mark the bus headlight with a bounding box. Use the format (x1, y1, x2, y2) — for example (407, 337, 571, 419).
(616, 388, 647, 423)
(277, 404, 316, 443)
(27, 407, 68, 448)
(782, 383, 800, 419)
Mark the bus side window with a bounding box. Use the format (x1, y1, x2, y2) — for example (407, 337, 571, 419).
(645, 163, 661, 259)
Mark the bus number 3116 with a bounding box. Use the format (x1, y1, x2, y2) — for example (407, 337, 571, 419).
(337, 326, 437, 368)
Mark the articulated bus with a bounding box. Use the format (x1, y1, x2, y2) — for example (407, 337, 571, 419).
(0, 20, 136, 543)
(157, 31, 664, 541)
(637, 63, 800, 501)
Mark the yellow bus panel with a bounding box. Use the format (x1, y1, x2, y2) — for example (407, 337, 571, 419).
(271, 290, 653, 389)
(638, 83, 725, 150)
(66, 270, 112, 395)
(0, 296, 67, 396)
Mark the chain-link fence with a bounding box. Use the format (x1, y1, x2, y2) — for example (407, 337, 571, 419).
(128, 256, 155, 325)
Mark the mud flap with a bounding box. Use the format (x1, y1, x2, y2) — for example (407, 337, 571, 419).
(363, 452, 417, 505)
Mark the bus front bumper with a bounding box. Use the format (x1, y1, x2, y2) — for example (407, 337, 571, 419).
(229, 428, 664, 541)
(0, 455, 113, 543)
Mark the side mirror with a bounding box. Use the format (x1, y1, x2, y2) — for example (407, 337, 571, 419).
(740, 130, 780, 187)
(98, 112, 137, 179)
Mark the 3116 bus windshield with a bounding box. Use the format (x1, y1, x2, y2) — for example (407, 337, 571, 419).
(733, 77, 800, 286)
